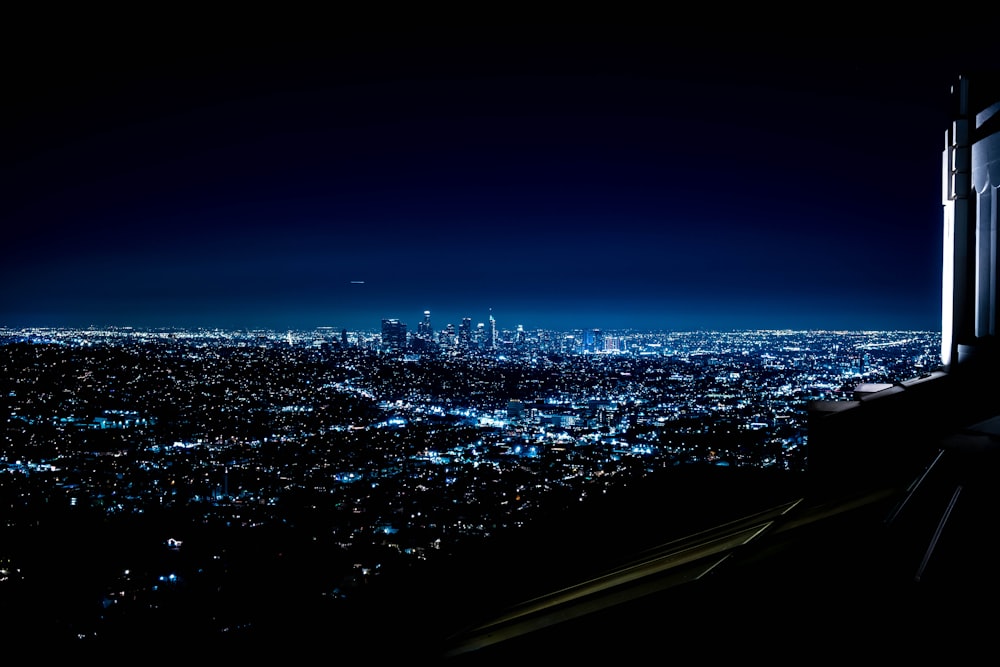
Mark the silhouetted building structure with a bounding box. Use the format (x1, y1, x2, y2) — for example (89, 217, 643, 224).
(418, 310, 432, 338)
(459, 318, 472, 350)
(381, 318, 407, 351)
(943, 72, 1000, 370)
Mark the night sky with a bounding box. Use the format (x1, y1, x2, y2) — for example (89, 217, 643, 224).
(4, 25, 994, 334)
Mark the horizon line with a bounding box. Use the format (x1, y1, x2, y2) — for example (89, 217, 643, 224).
(0, 324, 943, 335)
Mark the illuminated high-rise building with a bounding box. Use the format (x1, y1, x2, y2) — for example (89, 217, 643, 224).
(487, 309, 497, 350)
(459, 318, 472, 349)
(381, 318, 407, 350)
(418, 310, 432, 339)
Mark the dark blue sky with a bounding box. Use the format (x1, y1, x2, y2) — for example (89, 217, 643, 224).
(3, 26, 993, 333)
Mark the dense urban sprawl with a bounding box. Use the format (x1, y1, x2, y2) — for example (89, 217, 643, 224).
(0, 325, 941, 645)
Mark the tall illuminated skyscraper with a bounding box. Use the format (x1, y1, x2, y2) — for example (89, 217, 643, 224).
(381, 318, 407, 351)
(487, 309, 497, 350)
(459, 318, 472, 350)
(418, 310, 432, 339)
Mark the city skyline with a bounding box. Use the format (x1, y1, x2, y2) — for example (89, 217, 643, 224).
(4, 27, 993, 333)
